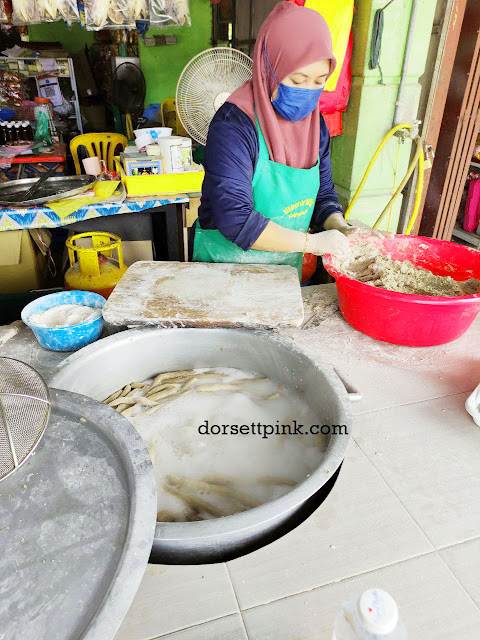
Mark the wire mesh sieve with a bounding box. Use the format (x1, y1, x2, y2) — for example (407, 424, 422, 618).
(0, 357, 51, 482)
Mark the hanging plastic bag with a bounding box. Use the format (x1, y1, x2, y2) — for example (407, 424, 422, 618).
(304, 0, 354, 92)
(38, 0, 79, 22)
(128, 0, 148, 22)
(0, 0, 11, 23)
(149, 0, 190, 27)
(84, 0, 135, 30)
(12, 0, 40, 24)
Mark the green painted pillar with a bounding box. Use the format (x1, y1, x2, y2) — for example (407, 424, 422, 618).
(331, 0, 437, 231)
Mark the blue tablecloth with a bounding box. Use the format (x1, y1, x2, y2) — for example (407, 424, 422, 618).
(0, 196, 189, 232)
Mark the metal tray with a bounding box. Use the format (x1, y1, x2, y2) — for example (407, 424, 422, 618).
(0, 389, 157, 640)
(0, 175, 96, 206)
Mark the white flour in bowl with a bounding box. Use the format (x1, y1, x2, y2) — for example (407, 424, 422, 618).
(29, 304, 102, 328)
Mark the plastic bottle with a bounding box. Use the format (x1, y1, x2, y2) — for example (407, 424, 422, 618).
(21, 121, 31, 142)
(332, 589, 407, 640)
(14, 121, 22, 141)
(6, 122, 15, 144)
(24, 121, 34, 141)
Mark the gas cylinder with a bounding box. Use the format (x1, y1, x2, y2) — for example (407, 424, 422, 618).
(65, 232, 127, 299)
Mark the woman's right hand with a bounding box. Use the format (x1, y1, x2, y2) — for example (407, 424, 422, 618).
(305, 230, 350, 257)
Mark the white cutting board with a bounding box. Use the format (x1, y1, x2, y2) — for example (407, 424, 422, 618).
(103, 261, 304, 329)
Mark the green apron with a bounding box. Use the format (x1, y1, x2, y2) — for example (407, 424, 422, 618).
(193, 116, 320, 279)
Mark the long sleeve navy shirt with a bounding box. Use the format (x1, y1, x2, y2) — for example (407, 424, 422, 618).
(197, 103, 344, 251)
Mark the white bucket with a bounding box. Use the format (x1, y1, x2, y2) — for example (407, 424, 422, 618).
(159, 136, 184, 173)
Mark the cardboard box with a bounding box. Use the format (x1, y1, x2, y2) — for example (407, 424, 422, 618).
(124, 158, 162, 177)
(122, 241, 154, 266)
(0, 230, 46, 295)
(186, 196, 201, 227)
(184, 197, 201, 262)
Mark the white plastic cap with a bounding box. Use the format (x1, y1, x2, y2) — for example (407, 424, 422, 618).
(358, 589, 399, 635)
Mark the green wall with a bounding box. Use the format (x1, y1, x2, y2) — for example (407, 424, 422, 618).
(28, 22, 95, 53)
(28, 1, 212, 106)
(331, 0, 437, 232)
(140, 0, 212, 106)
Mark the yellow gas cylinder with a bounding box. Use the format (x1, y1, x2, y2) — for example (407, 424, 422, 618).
(65, 232, 127, 299)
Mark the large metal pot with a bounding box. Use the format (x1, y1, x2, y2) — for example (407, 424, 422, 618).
(51, 328, 352, 564)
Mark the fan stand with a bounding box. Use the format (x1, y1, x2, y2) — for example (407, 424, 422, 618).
(125, 113, 134, 141)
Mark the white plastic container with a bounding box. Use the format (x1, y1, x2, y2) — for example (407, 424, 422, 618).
(146, 144, 162, 156)
(466, 383, 480, 427)
(134, 127, 172, 139)
(148, 127, 173, 140)
(332, 589, 407, 640)
(135, 132, 153, 150)
(159, 136, 184, 173)
(181, 137, 193, 168)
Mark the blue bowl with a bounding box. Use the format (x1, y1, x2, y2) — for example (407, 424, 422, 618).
(22, 291, 106, 352)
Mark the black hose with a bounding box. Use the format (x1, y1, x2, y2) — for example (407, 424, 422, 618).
(369, 0, 396, 85)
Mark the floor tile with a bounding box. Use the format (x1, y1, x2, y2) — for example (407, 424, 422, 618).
(353, 393, 480, 549)
(439, 538, 480, 607)
(227, 441, 432, 610)
(242, 552, 480, 640)
(115, 563, 238, 640)
(427, 316, 480, 393)
(151, 614, 247, 640)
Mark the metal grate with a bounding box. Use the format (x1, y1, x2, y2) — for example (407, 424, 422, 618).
(0, 358, 50, 482)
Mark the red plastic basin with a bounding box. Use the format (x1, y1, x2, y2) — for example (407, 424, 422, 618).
(323, 235, 480, 347)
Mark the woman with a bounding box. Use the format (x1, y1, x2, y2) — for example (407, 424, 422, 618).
(193, 1, 364, 278)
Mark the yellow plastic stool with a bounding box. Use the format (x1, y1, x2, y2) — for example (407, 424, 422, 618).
(65, 232, 127, 299)
(70, 133, 127, 175)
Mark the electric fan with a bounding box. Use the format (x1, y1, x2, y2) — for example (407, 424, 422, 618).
(176, 48, 253, 146)
(112, 62, 146, 140)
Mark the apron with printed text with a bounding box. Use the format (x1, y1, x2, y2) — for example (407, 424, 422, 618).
(193, 116, 320, 279)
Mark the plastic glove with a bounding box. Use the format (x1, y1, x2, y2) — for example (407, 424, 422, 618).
(305, 230, 350, 257)
(343, 226, 394, 239)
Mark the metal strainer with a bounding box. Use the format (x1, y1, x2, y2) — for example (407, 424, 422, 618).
(0, 357, 51, 482)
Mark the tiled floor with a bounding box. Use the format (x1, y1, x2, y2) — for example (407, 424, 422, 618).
(2, 285, 479, 639)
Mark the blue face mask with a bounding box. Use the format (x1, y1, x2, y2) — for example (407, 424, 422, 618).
(271, 83, 324, 121)
(263, 44, 324, 122)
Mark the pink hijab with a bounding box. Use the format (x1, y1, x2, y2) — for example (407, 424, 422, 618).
(227, 1, 336, 170)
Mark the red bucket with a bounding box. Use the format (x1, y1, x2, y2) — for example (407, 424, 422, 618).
(323, 235, 480, 347)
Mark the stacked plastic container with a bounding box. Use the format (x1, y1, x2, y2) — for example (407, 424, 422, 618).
(463, 179, 480, 233)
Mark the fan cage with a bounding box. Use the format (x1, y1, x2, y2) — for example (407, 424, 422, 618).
(112, 63, 146, 114)
(176, 48, 253, 146)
